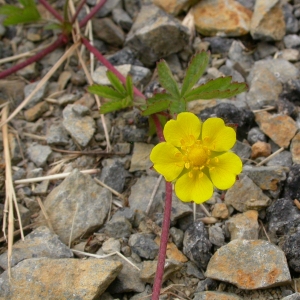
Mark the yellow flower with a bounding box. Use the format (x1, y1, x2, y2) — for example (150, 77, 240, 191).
(150, 112, 242, 204)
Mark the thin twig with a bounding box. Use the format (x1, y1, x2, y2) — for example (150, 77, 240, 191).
(0, 41, 80, 127)
(146, 175, 163, 215)
(94, 178, 125, 202)
(252, 106, 276, 113)
(256, 147, 285, 167)
(259, 220, 271, 243)
(22, 132, 47, 140)
(79, 0, 107, 28)
(71, 249, 140, 271)
(200, 204, 211, 217)
(71, 0, 87, 23)
(14, 169, 100, 184)
(36, 196, 53, 231)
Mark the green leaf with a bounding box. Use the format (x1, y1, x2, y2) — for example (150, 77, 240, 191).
(99, 96, 132, 114)
(106, 71, 126, 95)
(88, 85, 123, 101)
(44, 23, 64, 31)
(185, 82, 248, 102)
(141, 100, 170, 116)
(181, 52, 209, 97)
(185, 77, 232, 99)
(147, 93, 172, 105)
(126, 75, 134, 100)
(157, 60, 180, 99)
(0, 0, 41, 26)
(169, 100, 187, 115)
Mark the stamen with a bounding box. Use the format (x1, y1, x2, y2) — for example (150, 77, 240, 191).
(210, 167, 215, 171)
(214, 157, 219, 163)
(185, 162, 190, 169)
(198, 172, 203, 178)
(188, 172, 193, 178)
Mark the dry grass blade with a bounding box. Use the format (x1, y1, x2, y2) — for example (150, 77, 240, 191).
(36, 197, 53, 231)
(0, 42, 80, 128)
(71, 249, 140, 271)
(256, 147, 284, 167)
(1, 105, 24, 279)
(94, 177, 125, 202)
(14, 169, 100, 184)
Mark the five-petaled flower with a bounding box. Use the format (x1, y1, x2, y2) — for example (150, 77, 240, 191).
(150, 112, 242, 204)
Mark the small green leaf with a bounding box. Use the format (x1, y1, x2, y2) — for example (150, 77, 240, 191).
(185, 77, 232, 99)
(88, 85, 123, 101)
(126, 75, 134, 100)
(147, 93, 172, 105)
(181, 52, 210, 97)
(169, 100, 187, 115)
(0, 0, 41, 26)
(106, 71, 126, 95)
(142, 100, 170, 116)
(157, 60, 180, 99)
(44, 23, 64, 31)
(185, 82, 248, 101)
(99, 97, 132, 114)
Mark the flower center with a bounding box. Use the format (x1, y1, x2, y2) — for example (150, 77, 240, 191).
(188, 147, 208, 167)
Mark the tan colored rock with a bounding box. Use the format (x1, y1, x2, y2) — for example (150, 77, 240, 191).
(0, 258, 122, 299)
(24, 101, 49, 122)
(291, 131, 300, 164)
(129, 142, 154, 172)
(251, 141, 271, 159)
(153, 0, 199, 16)
(194, 291, 242, 300)
(191, 0, 252, 37)
(250, 0, 286, 41)
(211, 203, 229, 219)
(206, 239, 291, 289)
(255, 111, 297, 148)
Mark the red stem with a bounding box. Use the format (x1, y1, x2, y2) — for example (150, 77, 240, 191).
(38, 0, 64, 23)
(79, 0, 107, 28)
(0, 34, 67, 80)
(71, 0, 87, 24)
(151, 114, 165, 142)
(81, 36, 145, 99)
(151, 181, 172, 300)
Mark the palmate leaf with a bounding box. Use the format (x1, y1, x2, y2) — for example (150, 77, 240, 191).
(181, 51, 210, 97)
(141, 93, 172, 116)
(99, 96, 132, 114)
(157, 60, 180, 99)
(0, 0, 41, 26)
(106, 71, 126, 95)
(87, 85, 123, 101)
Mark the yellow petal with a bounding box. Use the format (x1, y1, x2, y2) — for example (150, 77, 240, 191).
(175, 171, 213, 204)
(209, 152, 242, 190)
(150, 142, 184, 181)
(202, 118, 236, 151)
(164, 112, 201, 147)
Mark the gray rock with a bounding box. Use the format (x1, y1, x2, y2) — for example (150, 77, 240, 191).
(196, 278, 218, 292)
(112, 8, 133, 31)
(0, 226, 73, 269)
(254, 42, 278, 60)
(57, 93, 79, 106)
(284, 34, 300, 49)
(0, 24, 6, 38)
(247, 127, 266, 145)
(183, 221, 212, 269)
(282, 293, 300, 300)
(0, 258, 122, 299)
(186, 261, 205, 279)
(122, 125, 148, 142)
(62, 104, 96, 147)
(225, 174, 271, 212)
(106, 47, 142, 66)
(102, 238, 121, 254)
(266, 150, 293, 167)
(193, 291, 242, 300)
(99, 158, 128, 193)
(227, 210, 259, 240)
(169, 227, 184, 249)
(284, 164, 300, 200)
(113, 207, 135, 223)
(36, 169, 111, 245)
(129, 175, 165, 216)
(232, 140, 251, 162)
(283, 4, 299, 34)
(94, 0, 122, 17)
(16, 204, 31, 229)
(129, 142, 153, 172)
(27, 143, 52, 167)
(219, 65, 245, 83)
(206, 239, 291, 289)
(8, 133, 23, 163)
(104, 215, 132, 239)
(242, 165, 288, 193)
(128, 233, 159, 259)
(92, 18, 125, 47)
(46, 123, 69, 146)
(125, 4, 190, 67)
(208, 225, 225, 247)
(282, 231, 300, 272)
(24, 81, 48, 108)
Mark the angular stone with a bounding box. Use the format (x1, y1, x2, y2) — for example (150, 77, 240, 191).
(191, 0, 252, 37)
(24, 81, 48, 109)
(206, 239, 291, 289)
(282, 231, 300, 272)
(27, 143, 52, 167)
(24, 101, 49, 122)
(291, 132, 300, 164)
(242, 165, 288, 192)
(194, 291, 242, 300)
(129, 142, 154, 172)
(250, 0, 286, 41)
(92, 18, 125, 46)
(62, 104, 96, 147)
(211, 203, 229, 219)
(36, 169, 111, 245)
(0, 226, 73, 269)
(104, 215, 132, 239)
(46, 123, 69, 146)
(284, 164, 300, 201)
(227, 210, 259, 240)
(153, 0, 198, 16)
(0, 258, 122, 299)
(208, 225, 225, 247)
(129, 233, 159, 260)
(225, 174, 271, 212)
(251, 141, 271, 159)
(125, 4, 190, 67)
(112, 8, 133, 31)
(255, 111, 297, 148)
